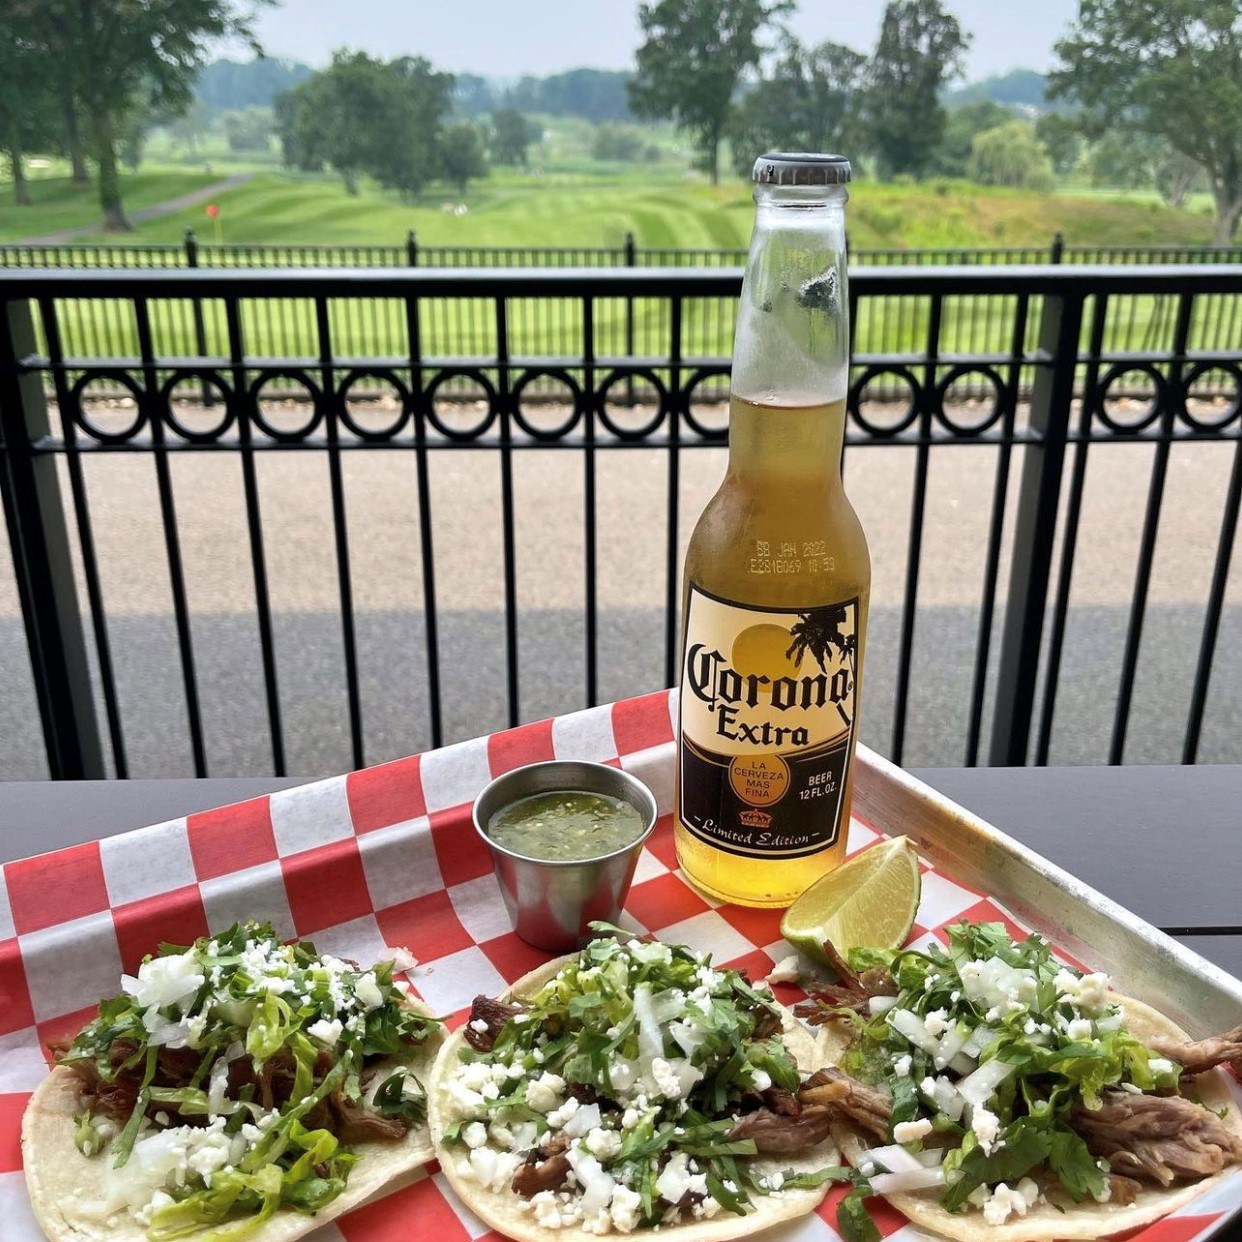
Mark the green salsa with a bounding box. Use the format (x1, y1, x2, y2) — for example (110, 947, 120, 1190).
(487, 790, 646, 861)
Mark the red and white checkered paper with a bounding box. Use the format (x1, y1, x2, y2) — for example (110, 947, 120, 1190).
(1, 689, 1238, 1242)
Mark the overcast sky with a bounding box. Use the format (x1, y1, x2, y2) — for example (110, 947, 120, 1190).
(241, 0, 1080, 81)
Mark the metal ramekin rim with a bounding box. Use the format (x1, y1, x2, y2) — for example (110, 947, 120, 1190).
(471, 760, 659, 867)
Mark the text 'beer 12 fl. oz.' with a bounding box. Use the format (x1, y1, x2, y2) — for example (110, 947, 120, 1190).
(675, 152, 871, 908)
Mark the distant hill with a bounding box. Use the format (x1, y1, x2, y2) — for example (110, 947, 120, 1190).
(195, 58, 314, 113)
(946, 69, 1048, 110)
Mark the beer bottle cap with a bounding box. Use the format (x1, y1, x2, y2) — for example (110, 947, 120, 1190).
(752, 152, 851, 186)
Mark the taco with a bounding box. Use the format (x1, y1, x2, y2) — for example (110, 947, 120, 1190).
(795, 921, 1242, 1241)
(427, 928, 846, 1240)
(22, 921, 443, 1241)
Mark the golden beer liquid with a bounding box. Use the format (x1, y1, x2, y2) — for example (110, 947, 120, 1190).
(675, 393, 871, 907)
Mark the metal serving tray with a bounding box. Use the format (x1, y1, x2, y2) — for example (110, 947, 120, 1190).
(854, 745, 1242, 1041)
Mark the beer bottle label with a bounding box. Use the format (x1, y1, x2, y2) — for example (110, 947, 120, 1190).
(677, 585, 858, 860)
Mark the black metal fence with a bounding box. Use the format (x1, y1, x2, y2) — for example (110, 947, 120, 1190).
(2, 235, 1240, 396)
(1, 265, 1240, 782)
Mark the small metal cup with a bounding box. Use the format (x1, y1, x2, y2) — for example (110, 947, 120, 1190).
(473, 761, 658, 952)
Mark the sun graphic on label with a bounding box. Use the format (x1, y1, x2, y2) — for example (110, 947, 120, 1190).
(730, 623, 802, 680)
(727, 624, 798, 808)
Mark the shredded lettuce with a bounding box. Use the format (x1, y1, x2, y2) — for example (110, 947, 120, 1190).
(832, 920, 1181, 1224)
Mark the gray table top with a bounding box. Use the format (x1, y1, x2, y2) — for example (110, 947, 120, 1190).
(3, 765, 1239, 978)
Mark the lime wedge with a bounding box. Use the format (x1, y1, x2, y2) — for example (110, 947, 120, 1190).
(780, 836, 922, 967)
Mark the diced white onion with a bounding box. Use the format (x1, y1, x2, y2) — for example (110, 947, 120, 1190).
(961, 1026, 996, 1059)
(914, 1148, 945, 1168)
(633, 985, 664, 1063)
(870, 1167, 946, 1194)
(868, 995, 898, 1015)
(921, 1076, 965, 1123)
(933, 1025, 968, 1070)
(948, 1052, 978, 1076)
(888, 1009, 942, 1056)
(957, 1058, 1016, 1107)
(865, 1144, 927, 1174)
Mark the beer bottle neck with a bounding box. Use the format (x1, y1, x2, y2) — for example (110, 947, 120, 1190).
(726, 395, 845, 487)
(730, 182, 849, 414)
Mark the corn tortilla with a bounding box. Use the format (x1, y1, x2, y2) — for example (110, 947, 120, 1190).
(428, 956, 844, 1242)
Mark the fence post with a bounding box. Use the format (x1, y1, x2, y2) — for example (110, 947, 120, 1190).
(624, 231, 636, 405)
(0, 297, 105, 777)
(988, 289, 1083, 766)
(1050, 233, 1065, 264)
(185, 229, 214, 408)
(407, 230, 419, 267)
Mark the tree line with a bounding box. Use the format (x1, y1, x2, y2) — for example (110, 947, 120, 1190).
(0, 0, 267, 230)
(630, 0, 1242, 242)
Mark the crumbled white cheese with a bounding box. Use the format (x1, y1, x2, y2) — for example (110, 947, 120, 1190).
(922, 1009, 950, 1037)
(469, 1018, 490, 1033)
(547, 1096, 581, 1130)
(527, 1071, 567, 1113)
(982, 1182, 1029, 1226)
(971, 1105, 1001, 1154)
(584, 1127, 623, 1161)
(1017, 1177, 1042, 1206)
(892, 1053, 913, 1078)
(893, 1118, 933, 1144)
(462, 1121, 489, 1149)
(306, 1017, 343, 1047)
(598, 1182, 637, 1233)
(1066, 1017, 1094, 1042)
(1148, 1057, 1175, 1075)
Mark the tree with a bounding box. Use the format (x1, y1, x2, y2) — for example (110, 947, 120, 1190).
(0, 20, 59, 205)
(629, 0, 792, 185)
(1050, 0, 1242, 243)
(489, 108, 539, 166)
(277, 52, 455, 199)
(223, 107, 274, 154)
(968, 120, 1055, 191)
(508, 69, 633, 123)
(864, 0, 971, 179)
(1035, 112, 1083, 176)
(727, 36, 866, 178)
(932, 100, 1013, 177)
(592, 123, 647, 162)
(439, 120, 488, 195)
(17, 0, 268, 231)
(194, 57, 312, 113)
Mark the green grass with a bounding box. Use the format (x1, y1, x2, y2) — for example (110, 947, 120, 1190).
(0, 147, 1223, 252)
(0, 169, 227, 243)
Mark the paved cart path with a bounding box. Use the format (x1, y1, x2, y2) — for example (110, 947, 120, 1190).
(19, 173, 254, 244)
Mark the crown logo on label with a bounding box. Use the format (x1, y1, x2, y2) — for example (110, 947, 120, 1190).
(739, 809, 772, 829)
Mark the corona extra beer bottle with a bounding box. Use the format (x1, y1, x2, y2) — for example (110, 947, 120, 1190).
(675, 153, 869, 907)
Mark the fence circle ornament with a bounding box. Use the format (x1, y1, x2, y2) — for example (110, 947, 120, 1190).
(933, 365, 1008, 436)
(849, 365, 922, 437)
(681, 367, 732, 441)
(595, 368, 671, 440)
(336, 369, 412, 442)
(70, 370, 147, 444)
(1093, 363, 1167, 434)
(159, 371, 236, 443)
(248, 371, 324, 442)
(424, 369, 499, 441)
(511, 369, 584, 441)
(1179, 362, 1242, 433)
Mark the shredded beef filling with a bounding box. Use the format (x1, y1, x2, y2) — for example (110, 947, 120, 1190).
(1146, 1023, 1242, 1079)
(1070, 1090, 1242, 1186)
(796, 1067, 892, 1140)
(464, 995, 528, 1053)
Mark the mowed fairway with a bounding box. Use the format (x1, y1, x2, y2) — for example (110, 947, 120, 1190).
(0, 163, 1222, 251)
